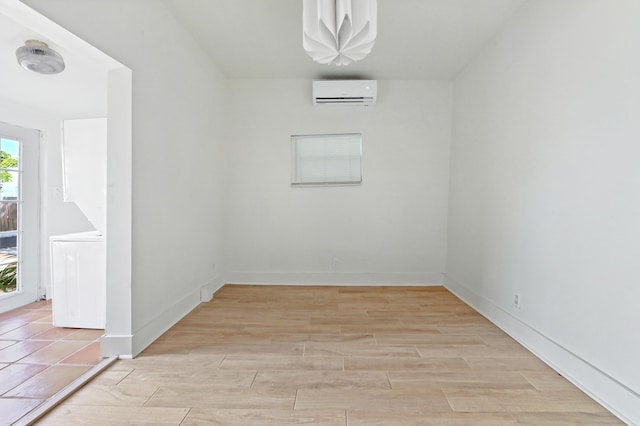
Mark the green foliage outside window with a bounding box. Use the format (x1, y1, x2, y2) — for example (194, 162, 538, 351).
(0, 262, 17, 292)
(1, 150, 18, 183)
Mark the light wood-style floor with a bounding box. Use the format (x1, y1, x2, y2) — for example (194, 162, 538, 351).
(38, 285, 621, 425)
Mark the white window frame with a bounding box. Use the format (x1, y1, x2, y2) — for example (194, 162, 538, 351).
(291, 133, 363, 186)
(0, 123, 40, 313)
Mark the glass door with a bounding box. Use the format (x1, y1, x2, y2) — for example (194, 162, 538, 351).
(0, 123, 39, 313)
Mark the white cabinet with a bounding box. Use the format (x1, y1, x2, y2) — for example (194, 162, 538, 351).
(50, 231, 105, 329)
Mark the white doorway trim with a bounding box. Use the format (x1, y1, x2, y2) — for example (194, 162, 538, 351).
(101, 67, 133, 357)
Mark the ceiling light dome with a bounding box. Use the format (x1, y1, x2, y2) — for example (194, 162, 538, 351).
(16, 40, 66, 75)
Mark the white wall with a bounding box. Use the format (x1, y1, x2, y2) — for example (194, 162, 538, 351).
(23, 0, 228, 356)
(225, 79, 451, 285)
(0, 100, 93, 300)
(447, 0, 640, 423)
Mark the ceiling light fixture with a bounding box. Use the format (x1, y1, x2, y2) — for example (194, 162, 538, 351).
(16, 40, 66, 75)
(303, 0, 377, 66)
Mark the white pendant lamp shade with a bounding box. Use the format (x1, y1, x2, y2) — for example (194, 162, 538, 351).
(303, 0, 377, 66)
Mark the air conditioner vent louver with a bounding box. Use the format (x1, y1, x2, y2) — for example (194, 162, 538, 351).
(312, 80, 377, 106)
(316, 97, 374, 104)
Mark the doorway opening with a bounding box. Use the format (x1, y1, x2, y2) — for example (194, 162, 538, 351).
(0, 0, 133, 356)
(0, 1, 133, 421)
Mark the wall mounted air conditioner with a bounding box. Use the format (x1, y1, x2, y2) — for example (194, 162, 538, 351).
(312, 80, 377, 106)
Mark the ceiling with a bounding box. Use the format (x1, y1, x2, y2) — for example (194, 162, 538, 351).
(163, 0, 527, 80)
(0, 10, 109, 118)
(0, 0, 526, 116)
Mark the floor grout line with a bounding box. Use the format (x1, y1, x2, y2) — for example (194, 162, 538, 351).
(385, 372, 392, 390)
(142, 385, 162, 407)
(178, 407, 192, 426)
(293, 388, 299, 411)
(249, 370, 258, 388)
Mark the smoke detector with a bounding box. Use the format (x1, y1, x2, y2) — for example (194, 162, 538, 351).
(16, 40, 65, 74)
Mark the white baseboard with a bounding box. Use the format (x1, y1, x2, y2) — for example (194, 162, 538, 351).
(200, 279, 225, 302)
(225, 272, 443, 286)
(101, 275, 225, 358)
(131, 288, 201, 357)
(100, 334, 132, 358)
(444, 275, 639, 426)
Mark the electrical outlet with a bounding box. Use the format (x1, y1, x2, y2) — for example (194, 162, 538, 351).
(513, 293, 521, 308)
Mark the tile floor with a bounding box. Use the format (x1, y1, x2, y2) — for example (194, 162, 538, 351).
(0, 300, 103, 425)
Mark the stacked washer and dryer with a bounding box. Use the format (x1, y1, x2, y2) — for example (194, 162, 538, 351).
(50, 118, 106, 329)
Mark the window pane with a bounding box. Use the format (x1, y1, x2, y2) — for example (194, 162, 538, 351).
(0, 202, 17, 233)
(0, 261, 17, 294)
(0, 239, 17, 294)
(292, 134, 362, 185)
(0, 139, 20, 171)
(0, 171, 19, 200)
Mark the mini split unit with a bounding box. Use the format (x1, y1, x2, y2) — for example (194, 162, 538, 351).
(312, 80, 377, 106)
